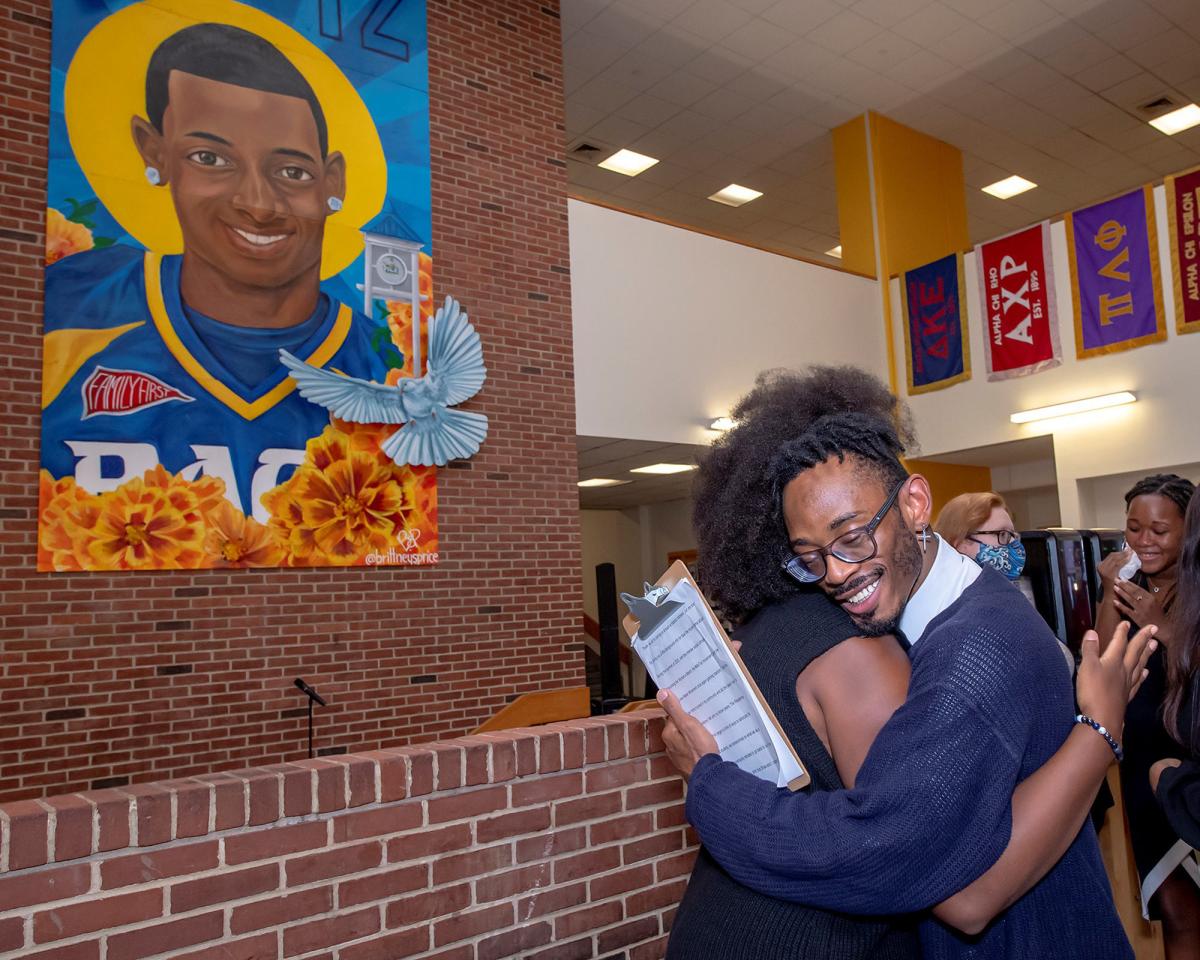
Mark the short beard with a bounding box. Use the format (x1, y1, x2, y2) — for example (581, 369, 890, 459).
(851, 527, 924, 637)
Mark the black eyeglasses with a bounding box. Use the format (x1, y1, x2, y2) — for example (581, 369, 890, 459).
(781, 477, 908, 585)
(967, 529, 1021, 547)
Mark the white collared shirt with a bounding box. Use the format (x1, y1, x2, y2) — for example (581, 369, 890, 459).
(899, 534, 981, 648)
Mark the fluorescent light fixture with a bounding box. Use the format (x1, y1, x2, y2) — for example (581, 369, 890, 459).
(982, 175, 1037, 199)
(577, 478, 630, 488)
(708, 184, 763, 207)
(1149, 103, 1200, 135)
(709, 417, 736, 431)
(1010, 391, 1136, 424)
(630, 463, 697, 475)
(826, 245, 843, 258)
(598, 149, 659, 176)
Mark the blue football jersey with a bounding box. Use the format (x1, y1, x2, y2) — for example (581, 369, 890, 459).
(41, 246, 392, 519)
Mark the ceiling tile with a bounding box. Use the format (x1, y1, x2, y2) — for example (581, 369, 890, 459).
(563, 30, 629, 92)
(725, 68, 793, 102)
(1071, 54, 1142, 92)
(566, 99, 609, 135)
(845, 30, 922, 72)
(1041, 32, 1116, 75)
(649, 70, 720, 107)
(719, 17, 799, 62)
(669, 0, 754, 42)
(686, 47, 757, 85)
(583, 113, 652, 149)
(1087, 2, 1173, 51)
(571, 75, 643, 112)
(891, 1, 973, 46)
(631, 26, 708, 68)
(760, 0, 843, 35)
(629, 158, 693, 188)
(1101, 72, 1177, 112)
(617, 93, 684, 128)
(937, 22, 1012, 68)
(851, 0, 936, 29)
(561, 0, 611, 38)
(809, 9, 885, 54)
(978, 0, 1060, 42)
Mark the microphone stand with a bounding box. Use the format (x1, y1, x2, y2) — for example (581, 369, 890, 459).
(293, 678, 327, 759)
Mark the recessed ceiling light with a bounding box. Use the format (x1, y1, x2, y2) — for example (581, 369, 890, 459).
(708, 184, 763, 207)
(982, 175, 1037, 199)
(1149, 103, 1200, 135)
(630, 463, 697, 475)
(597, 149, 659, 176)
(709, 417, 736, 431)
(1010, 391, 1136, 424)
(577, 478, 631, 488)
(826, 245, 843, 258)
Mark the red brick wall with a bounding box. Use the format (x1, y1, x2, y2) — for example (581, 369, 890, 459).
(0, 713, 694, 960)
(0, 0, 584, 802)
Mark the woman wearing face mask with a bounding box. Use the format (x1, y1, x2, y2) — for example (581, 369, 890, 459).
(935, 492, 1027, 581)
(1096, 474, 1199, 959)
(936, 493, 1075, 677)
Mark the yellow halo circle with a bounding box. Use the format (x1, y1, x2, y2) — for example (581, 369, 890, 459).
(64, 0, 386, 280)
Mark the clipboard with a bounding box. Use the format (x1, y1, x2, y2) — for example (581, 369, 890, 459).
(622, 560, 811, 791)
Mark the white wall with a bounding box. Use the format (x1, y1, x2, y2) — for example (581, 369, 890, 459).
(890, 184, 1200, 526)
(1078, 461, 1200, 529)
(579, 508, 643, 622)
(570, 200, 886, 445)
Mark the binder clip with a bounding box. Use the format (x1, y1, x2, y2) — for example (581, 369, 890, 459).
(620, 583, 684, 641)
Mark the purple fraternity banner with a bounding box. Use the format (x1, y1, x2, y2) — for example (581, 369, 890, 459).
(901, 252, 971, 395)
(1066, 186, 1165, 359)
(1166, 166, 1200, 336)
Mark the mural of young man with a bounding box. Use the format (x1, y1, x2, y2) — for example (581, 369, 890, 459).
(39, 2, 437, 571)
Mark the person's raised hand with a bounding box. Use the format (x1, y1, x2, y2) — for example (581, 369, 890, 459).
(1098, 548, 1131, 591)
(657, 690, 718, 782)
(1076, 620, 1157, 743)
(1112, 579, 1164, 629)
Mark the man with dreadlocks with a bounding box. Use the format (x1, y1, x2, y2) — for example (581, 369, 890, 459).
(659, 366, 1153, 959)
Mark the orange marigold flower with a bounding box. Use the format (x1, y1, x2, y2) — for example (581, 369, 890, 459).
(263, 424, 427, 566)
(203, 500, 284, 568)
(38, 470, 102, 572)
(84, 476, 205, 570)
(142, 464, 227, 526)
(45, 208, 94, 264)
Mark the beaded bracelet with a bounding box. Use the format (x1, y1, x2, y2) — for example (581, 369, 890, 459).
(1075, 714, 1123, 763)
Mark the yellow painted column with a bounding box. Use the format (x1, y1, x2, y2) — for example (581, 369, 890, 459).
(833, 111, 970, 392)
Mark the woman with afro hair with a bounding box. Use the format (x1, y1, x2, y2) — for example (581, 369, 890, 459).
(665, 366, 1152, 959)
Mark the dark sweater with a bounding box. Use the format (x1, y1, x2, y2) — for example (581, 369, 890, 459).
(685, 572, 1132, 960)
(666, 591, 919, 959)
(1156, 675, 1200, 850)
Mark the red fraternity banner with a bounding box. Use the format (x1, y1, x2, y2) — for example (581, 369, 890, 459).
(975, 222, 1062, 380)
(1166, 165, 1200, 336)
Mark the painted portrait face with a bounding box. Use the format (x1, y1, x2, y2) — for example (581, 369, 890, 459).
(134, 70, 345, 294)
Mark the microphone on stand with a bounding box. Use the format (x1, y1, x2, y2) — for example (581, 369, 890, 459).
(294, 677, 327, 706)
(293, 677, 327, 758)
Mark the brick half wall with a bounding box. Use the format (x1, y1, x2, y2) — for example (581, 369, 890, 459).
(0, 712, 696, 960)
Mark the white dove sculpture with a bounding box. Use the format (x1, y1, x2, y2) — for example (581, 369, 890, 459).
(279, 295, 488, 467)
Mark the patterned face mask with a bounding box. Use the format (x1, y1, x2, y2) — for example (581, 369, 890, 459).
(974, 541, 1026, 580)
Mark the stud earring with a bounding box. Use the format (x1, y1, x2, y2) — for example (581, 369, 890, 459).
(144, 166, 161, 186)
(327, 196, 343, 212)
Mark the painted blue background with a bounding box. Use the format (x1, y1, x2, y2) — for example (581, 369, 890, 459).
(47, 0, 431, 312)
